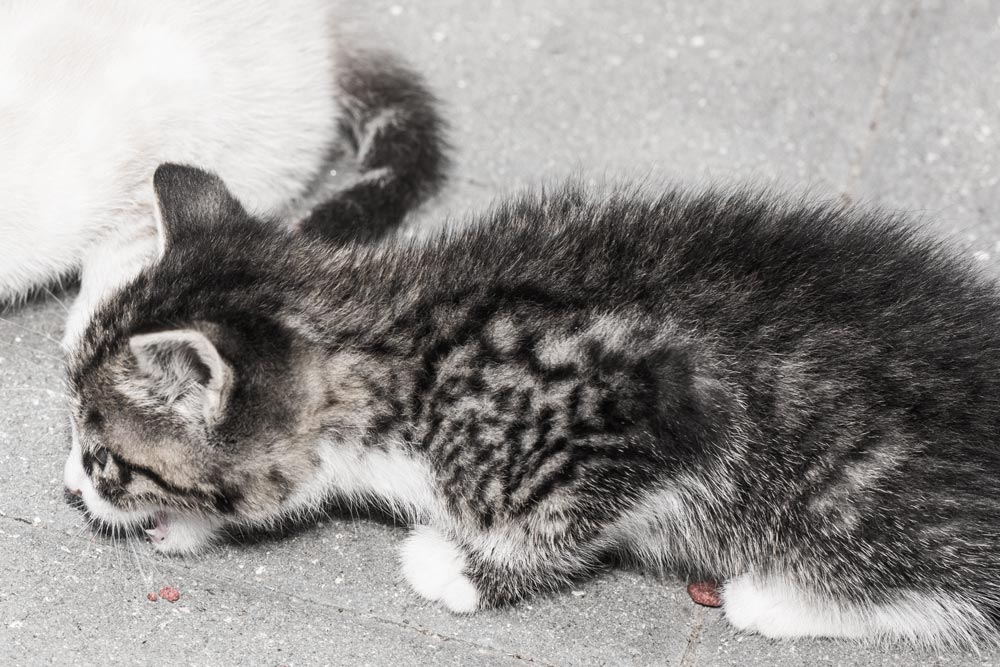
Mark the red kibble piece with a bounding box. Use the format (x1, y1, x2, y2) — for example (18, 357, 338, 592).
(146, 592, 158, 602)
(158, 586, 181, 603)
(686, 581, 722, 608)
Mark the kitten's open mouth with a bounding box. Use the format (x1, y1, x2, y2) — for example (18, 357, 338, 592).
(144, 511, 171, 544)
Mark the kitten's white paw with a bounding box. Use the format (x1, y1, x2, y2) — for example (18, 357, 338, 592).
(148, 512, 221, 555)
(438, 574, 480, 613)
(721, 574, 864, 640)
(401, 525, 480, 613)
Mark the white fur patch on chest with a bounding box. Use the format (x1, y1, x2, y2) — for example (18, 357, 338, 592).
(283, 438, 440, 523)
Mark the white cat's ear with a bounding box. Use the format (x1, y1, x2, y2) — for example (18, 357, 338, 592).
(152, 163, 248, 250)
(129, 329, 232, 425)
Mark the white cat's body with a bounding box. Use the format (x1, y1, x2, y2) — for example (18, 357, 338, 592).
(0, 0, 342, 343)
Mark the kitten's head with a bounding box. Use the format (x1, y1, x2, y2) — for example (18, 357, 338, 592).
(63, 165, 332, 553)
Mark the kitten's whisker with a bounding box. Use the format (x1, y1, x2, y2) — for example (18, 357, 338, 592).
(112, 525, 123, 571)
(25, 348, 66, 364)
(41, 286, 70, 314)
(72, 527, 95, 549)
(73, 516, 103, 565)
(0, 315, 64, 349)
(12, 406, 72, 417)
(0, 386, 68, 395)
(70, 516, 91, 540)
(128, 538, 148, 582)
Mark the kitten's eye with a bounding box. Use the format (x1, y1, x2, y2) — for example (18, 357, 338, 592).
(92, 447, 110, 468)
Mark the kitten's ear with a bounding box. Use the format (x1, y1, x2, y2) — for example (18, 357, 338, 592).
(129, 329, 232, 425)
(152, 163, 248, 250)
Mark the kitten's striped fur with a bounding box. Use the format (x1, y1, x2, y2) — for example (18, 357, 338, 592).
(66, 165, 1000, 647)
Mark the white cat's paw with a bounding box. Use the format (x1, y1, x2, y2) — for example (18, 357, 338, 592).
(147, 512, 220, 555)
(400, 526, 480, 613)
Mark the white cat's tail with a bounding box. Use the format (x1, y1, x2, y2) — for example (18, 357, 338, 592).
(297, 48, 449, 242)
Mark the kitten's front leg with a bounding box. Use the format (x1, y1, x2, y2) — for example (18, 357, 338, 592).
(400, 525, 480, 612)
(400, 524, 597, 612)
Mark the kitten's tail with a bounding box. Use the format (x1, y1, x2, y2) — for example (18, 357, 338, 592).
(299, 49, 448, 243)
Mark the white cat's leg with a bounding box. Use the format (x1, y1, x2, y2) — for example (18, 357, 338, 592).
(400, 525, 480, 613)
(722, 573, 985, 645)
(63, 219, 159, 349)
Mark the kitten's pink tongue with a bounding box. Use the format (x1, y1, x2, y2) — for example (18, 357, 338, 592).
(145, 512, 170, 543)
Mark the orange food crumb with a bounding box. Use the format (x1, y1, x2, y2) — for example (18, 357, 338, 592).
(158, 586, 181, 603)
(686, 581, 722, 608)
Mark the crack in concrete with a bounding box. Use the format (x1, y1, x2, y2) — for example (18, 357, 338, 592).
(0, 510, 34, 525)
(13, 491, 566, 665)
(208, 575, 565, 667)
(38, 524, 564, 667)
(678, 605, 706, 667)
(841, 0, 923, 203)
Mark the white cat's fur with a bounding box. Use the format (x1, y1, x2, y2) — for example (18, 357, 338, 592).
(0, 0, 343, 345)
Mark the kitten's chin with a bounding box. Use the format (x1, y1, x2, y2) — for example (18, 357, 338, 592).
(81, 493, 155, 537)
(146, 511, 223, 555)
(65, 438, 218, 554)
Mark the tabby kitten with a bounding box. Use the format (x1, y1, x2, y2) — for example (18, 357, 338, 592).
(65, 164, 1000, 647)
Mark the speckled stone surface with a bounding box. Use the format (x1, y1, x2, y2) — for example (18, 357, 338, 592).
(3, 1, 1000, 665)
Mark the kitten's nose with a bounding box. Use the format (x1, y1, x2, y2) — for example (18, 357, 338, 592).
(64, 436, 87, 499)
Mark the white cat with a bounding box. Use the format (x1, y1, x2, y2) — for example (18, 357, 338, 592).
(0, 0, 446, 347)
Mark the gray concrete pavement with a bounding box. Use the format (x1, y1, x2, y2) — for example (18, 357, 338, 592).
(3, 1, 1000, 665)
